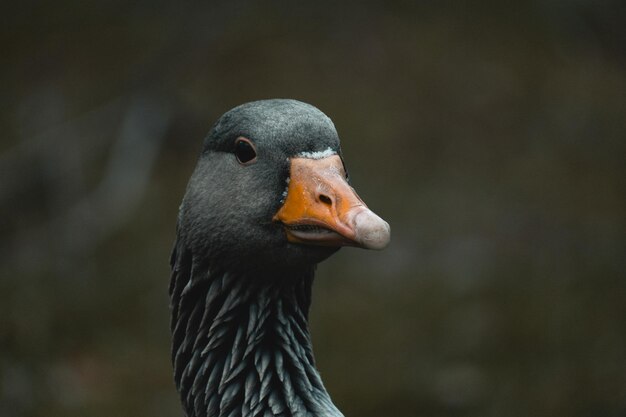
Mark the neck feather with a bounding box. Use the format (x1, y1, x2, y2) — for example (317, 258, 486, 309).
(170, 244, 344, 417)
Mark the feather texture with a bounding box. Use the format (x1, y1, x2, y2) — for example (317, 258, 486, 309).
(170, 241, 344, 417)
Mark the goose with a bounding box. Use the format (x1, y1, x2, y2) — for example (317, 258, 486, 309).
(169, 99, 390, 417)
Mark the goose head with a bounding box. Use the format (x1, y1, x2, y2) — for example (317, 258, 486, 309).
(177, 99, 390, 273)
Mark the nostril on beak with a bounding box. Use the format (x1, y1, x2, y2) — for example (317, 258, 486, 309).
(319, 194, 333, 206)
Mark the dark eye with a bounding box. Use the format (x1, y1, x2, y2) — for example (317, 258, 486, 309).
(234, 137, 257, 164)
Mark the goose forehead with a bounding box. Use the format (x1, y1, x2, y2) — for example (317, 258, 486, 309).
(297, 147, 337, 159)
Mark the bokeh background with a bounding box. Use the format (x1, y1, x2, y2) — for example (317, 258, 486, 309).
(1, 1, 625, 416)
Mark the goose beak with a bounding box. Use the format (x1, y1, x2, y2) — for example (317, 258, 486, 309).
(273, 155, 390, 250)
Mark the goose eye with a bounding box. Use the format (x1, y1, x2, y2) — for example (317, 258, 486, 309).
(234, 138, 257, 164)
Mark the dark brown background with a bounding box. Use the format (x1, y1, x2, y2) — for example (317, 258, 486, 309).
(1, 1, 625, 416)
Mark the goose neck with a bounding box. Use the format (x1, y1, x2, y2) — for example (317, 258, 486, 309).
(170, 251, 343, 417)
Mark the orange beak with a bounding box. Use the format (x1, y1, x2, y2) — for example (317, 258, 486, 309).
(273, 155, 390, 250)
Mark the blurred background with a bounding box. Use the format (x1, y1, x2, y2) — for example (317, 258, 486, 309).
(1, 1, 625, 416)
